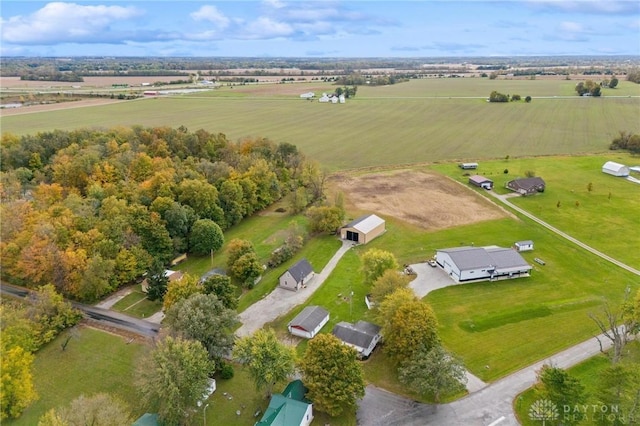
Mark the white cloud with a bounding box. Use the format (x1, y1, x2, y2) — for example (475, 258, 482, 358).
(527, 0, 639, 15)
(190, 5, 229, 29)
(240, 17, 294, 39)
(2, 2, 143, 44)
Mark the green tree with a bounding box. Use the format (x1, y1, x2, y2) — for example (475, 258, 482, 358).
(535, 364, 585, 422)
(145, 259, 169, 302)
(361, 248, 399, 285)
(162, 273, 202, 312)
(230, 252, 263, 288)
(306, 205, 344, 234)
(398, 344, 467, 402)
(27, 284, 82, 346)
(488, 90, 509, 102)
(370, 269, 410, 305)
(189, 219, 224, 256)
(377, 288, 439, 364)
(178, 179, 224, 224)
(202, 274, 238, 310)
(233, 329, 296, 397)
(0, 345, 37, 420)
(165, 293, 237, 362)
(608, 76, 619, 88)
(595, 363, 640, 425)
(226, 239, 255, 271)
(299, 334, 365, 417)
(37, 393, 133, 426)
(137, 337, 213, 426)
(525, 95, 532, 103)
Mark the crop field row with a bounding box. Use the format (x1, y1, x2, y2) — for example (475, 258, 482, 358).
(2, 87, 638, 171)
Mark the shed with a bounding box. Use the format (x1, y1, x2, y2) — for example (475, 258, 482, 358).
(459, 162, 478, 170)
(332, 320, 382, 359)
(506, 177, 546, 196)
(279, 259, 314, 291)
(602, 161, 630, 177)
(514, 240, 534, 252)
(256, 380, 313, 426)
(468, 175, 493, 190)
(287, 306, 330, 339)
(299, 92, 315, 99)
(340, 214, 386, 245)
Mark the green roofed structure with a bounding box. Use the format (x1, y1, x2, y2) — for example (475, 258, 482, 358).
(255, 380, 313, 426)
(132, 413, 159, 426)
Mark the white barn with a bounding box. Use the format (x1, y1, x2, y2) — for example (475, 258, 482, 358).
(287, 306, 329, 339)
(435, 246, 532, 282)
(602, 161, 630, 177)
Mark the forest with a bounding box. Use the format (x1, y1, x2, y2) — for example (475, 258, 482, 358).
(0, 126, 323, 302)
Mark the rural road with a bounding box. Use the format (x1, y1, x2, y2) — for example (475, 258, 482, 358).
(236, 240, 352, 337)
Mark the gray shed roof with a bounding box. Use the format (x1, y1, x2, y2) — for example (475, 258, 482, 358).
(285, 259, 313, 282)
(344, 214, 385, 234)
(288, 306, 329, 332)
(507, 177, 545, 191)
(332, 320, 381, 349)
(438, 246, 530, 271)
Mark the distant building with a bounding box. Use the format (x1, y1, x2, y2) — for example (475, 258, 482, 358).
(288, 306, 330, 339)
(279, 259, 314, 291)
(514, 240, 534, 252)
(459, 162, 478, 170)
(300, 92, 315, 99)
(468, 175, 493, 190)
(506, 177, 546, 196)
(340, 214, 386, 245)
(602, 161, 630, 177)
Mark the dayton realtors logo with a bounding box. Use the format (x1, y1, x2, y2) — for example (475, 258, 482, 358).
(529, 399, 559, 425)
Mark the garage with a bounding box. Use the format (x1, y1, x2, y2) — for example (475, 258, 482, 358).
(340, 214, 386, 245)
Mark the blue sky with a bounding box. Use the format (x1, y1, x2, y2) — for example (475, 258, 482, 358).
(1, 1, 639, 57)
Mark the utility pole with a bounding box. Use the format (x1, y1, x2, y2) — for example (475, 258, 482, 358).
(203, 403, 209, 426)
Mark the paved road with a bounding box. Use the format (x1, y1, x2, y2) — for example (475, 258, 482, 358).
(1, 282, 159, 338)
(236, 240, 352, 337)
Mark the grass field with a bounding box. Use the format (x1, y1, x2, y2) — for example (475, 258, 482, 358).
(110, 285, 162, 319)
(514, 341, 640, 425)
(6, 327, 147, 426)
(2, 79, 638, 171)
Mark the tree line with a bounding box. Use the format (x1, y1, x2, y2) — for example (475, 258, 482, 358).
(0, 126, 326, 302)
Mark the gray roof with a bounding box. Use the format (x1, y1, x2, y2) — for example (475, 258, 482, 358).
(507, 177, 545, 191)
(438, 246, 530, 271)
(343, 214, 384, 233)
(288, 306, 329, 332)
(332, 320, 381, 349)
(285, 259, 313, 282)
(468, 175, 493, 184)
(515, 240, 533, 246)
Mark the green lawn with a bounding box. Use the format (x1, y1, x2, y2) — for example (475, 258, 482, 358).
(3, 79, 638, 171)
(6, 327, 147, 426)
(514, 341, 640, 425)
(110, 285, 162, 319)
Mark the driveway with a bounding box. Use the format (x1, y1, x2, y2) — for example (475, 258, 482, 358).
(236, 240, 352, 337)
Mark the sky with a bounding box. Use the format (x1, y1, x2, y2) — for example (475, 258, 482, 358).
(1, 1, 639, 57)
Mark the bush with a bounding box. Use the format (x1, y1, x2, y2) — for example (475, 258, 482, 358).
(219, 362, 234, 379)
(504, 169, 509, 174)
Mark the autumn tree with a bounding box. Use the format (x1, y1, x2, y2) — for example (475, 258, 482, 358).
(27, 284, 82, 346)
(398, 344, 467, 402)
(361, 248, 399, 285)
(0, 346, 37, 420)
(226, 239, 255, 271)
(233, 329, 296, 397)
(164, 293, 237, 362)
(306, 205, 344, 234)
(37, 393, 133, 426)
(370, 269, 410, 305)
(299, 334, 365, 417)
(188, 219, 224, 256)
(162, 273, 202, 312)
(137, 337, 213, 426)
(226, 239, 262, 287)
(202, 274, 238, 310)
(377, 288, 439, 364)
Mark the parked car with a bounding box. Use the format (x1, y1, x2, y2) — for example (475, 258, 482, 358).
(428, 259, 437, 267)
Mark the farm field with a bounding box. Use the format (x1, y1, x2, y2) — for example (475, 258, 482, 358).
(431, 153, 640, 270)
(2, 78, 639, 171)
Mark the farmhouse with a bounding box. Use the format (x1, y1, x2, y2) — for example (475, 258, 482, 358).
(468, 175, 493, 190)
(459, 162, 479, 170)
(279, 259, 314, 291)
(141, 269, 183, 293)
(340, 214, 386, 244)
(506, 177, 546, 196)
(602, 161, 630, 177)
(256, 380, 313, 426)
(287, 306, 330, 339)
(514, 240, 534, 252)
(435, 246, 532, 282)
(332, 320, 382, 359)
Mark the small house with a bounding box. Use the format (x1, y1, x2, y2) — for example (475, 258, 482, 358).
(332, 320, 382, 359)
(255, 380, 313, 426)
(506, 177, 545, 196)
(318, 93, 330, 103)
(468, 175, 493, 190)
(287, 306, 329, 339)
(602, 161, 630, 177)
(340, 214, 386, 245)
(514, 240, 534, 252)
(459, 162, 478, 170)
(279, 259, 314, 291)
